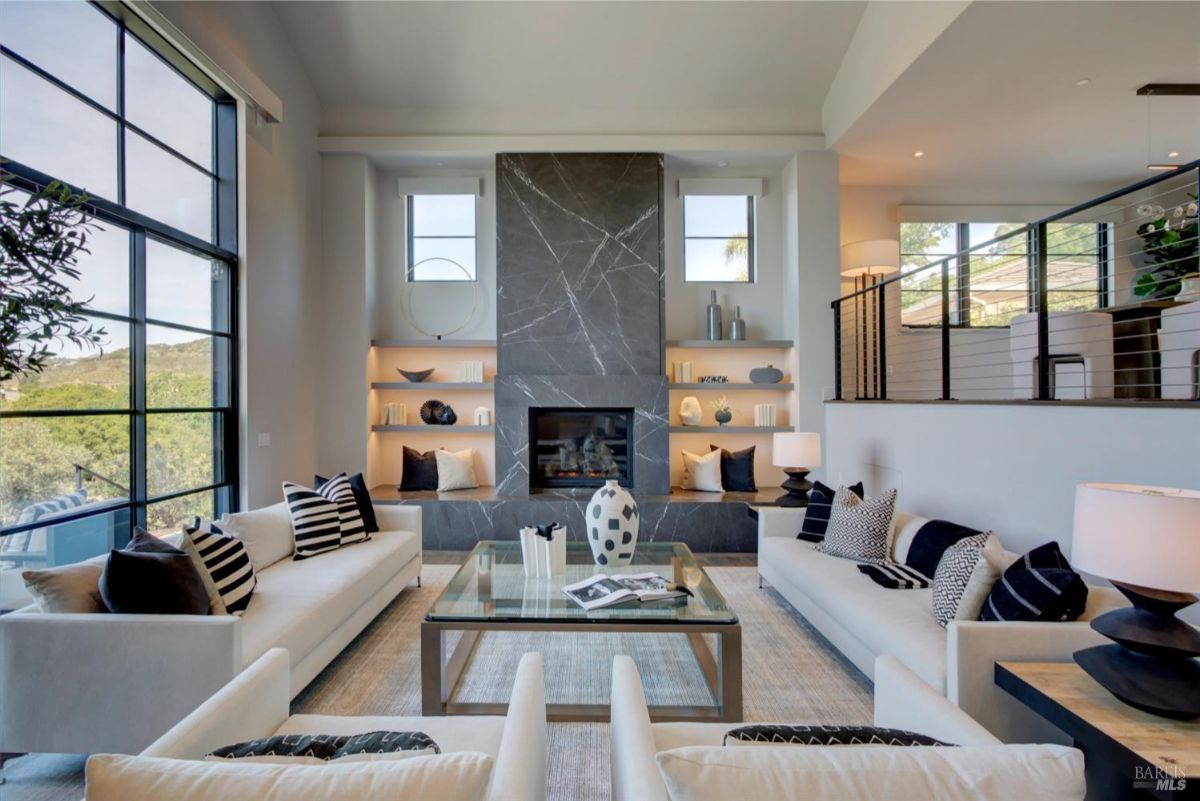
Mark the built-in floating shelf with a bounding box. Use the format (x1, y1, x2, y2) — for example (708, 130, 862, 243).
(669, 426, 794, 434)
(371, 382, 494, 391)
(371, 339, 497, 348)
(669, 383, 794, 391)
(371, 425, 495, 433)
(666, 339, 793, 349)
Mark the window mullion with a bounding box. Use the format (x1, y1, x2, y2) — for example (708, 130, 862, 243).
(115, 19, 126, 207)
(130, 230, 148, 537)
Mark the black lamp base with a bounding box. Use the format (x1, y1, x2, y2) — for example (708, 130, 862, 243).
(775, 468, 813, 508)
(1074, 582, 1200, 720)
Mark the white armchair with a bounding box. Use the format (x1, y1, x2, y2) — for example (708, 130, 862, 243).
(1160, 301, 1200, 399)
(138, 648, 548, 801)
(1009, 311, 1115, 399)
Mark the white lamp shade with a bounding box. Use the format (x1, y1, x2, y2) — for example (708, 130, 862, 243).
(841, 239, 900, 278)
(1072, 482, 1200, 594)
(772, 432, 822, 468)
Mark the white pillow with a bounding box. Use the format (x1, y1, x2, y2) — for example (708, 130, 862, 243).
(655, 744, 1084, 801)
(85, 752, 493, 801)
(435, 449, 478, 492)
(219, 501, 295, 571)
(681, 449, 723, 492)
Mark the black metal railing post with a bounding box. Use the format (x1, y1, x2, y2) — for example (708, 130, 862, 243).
(1034, 221, 1051, 400)
(940, 259, 952, 400)
(877, 285, 887, 400)
(832, 300, 843, 400)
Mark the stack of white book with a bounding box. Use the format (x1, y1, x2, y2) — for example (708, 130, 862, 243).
(382, 402, 405, 425)
(753, 404, 777, 427)
(460, 361, 485, 383)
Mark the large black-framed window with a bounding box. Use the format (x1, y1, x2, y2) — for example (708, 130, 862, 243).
(0, 0, 238, 560)
(900, 221, 1109, 327)
(683, 195, 755, 282)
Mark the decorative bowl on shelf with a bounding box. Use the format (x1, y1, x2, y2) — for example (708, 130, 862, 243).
(398, 367, 435, 383)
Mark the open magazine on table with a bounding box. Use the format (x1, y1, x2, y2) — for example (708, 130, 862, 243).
(561, 572, 689, 610)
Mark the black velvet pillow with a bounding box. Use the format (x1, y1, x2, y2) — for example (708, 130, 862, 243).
(723, 724, 953, 747)
(981, 541, 1088, 623)
(903, 519, 983, 579)
(99, 549, 210, 615)
(400, 447, 439, 491)
(316, 472, 379, 533)
(127, 525, 186, 554)
(797, 481, 863, 542)
(709, 444, 757, 492)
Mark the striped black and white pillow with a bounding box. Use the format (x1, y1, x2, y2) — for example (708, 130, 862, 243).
(184, 519, 257, 615)
(858, 562, 931, 589)
(981, 541, 1088, 623)
(283, 473, 367, 559)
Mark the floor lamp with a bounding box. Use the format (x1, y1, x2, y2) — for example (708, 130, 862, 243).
(840, 240, 900, 399)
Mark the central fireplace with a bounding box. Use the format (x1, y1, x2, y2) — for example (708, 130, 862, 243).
(529, 407, 634, 489)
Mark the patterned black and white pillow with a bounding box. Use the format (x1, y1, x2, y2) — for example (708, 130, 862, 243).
(931, 533, 990, 627)
(798, 481, 863, 542)
(812, 488, 897, 563)
(208, 731, 440, 762)
(184, 518, 257, 615)
(723, 724, 952, 747)
(981, 541, 1088, 623)
(283, 473, 368, 559)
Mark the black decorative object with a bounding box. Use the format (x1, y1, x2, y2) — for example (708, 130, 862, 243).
(1074, 582, 1200, 720)
(698, 375, 728, 384)
(397, 367, 434, 383)
(420, 400, 444, 424)
(436, 404, 457, 425)
(749, 364, 784, 384)
(777, 469, 813, 507)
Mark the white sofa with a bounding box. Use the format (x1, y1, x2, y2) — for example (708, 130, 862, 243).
(756, 506, 1126, 744)
(99, 648, 547, 801)
(0, 503, 422, 757)
(611, 654, 1085, 801)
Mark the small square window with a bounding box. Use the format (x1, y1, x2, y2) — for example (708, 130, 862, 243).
(683, 195, 754, 282)
(407, 194, 477, 281)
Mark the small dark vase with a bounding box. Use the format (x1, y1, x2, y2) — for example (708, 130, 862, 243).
(420, 400, 444, 425)
(714, 409, 732, 426)
(437, 405, 457, 425)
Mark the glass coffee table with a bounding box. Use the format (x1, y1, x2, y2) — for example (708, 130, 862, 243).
(422, 541, 742, 722)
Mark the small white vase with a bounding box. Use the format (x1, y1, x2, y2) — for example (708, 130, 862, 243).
(679, 396, 702, 426)
(586, 480, 639, 567)
(1177, 276, 1200, 301)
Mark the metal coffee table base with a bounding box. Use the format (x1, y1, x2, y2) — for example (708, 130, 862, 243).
(421, 619, 743, 722)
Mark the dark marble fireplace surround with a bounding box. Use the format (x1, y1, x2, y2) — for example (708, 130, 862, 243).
(392, 153, 756, 551)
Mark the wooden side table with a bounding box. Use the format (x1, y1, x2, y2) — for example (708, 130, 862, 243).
(996, 662, 1199, 801)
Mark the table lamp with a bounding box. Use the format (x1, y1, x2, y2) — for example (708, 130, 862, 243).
(1070, 482, 1200, 720)
(772, 432, 821, 507)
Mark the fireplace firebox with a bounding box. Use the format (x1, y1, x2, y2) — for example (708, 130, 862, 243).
(529, 407, 634, 489)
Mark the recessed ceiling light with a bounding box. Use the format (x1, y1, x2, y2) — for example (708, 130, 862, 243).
(434, 161, 444, 167)
(1075, 78, 1091, 86)
(1168, 151, 1181, 159)
(717, 161, 729, 168)
(913, 151, 925, 158)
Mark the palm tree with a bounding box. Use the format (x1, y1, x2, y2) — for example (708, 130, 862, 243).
(723, 233, 749, 281)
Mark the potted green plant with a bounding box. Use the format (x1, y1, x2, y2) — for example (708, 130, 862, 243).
(1134, 198, 1199, 299)
(1, 171, 106, 382)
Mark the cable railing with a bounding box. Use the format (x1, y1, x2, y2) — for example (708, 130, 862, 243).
(833, 162, 1200, 404)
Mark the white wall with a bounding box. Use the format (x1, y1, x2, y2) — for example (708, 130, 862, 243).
(826, 402, 1200, 558)
(375, 168, 497, 342)
(152, 2, 323, 508)
(664, 166, 787, 341)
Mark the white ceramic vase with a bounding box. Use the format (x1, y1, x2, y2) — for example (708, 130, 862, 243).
(586, 480, 639, 567)
(679, 396, 702, 426)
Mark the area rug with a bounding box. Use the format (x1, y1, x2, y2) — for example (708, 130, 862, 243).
(4, 564, 871, 801)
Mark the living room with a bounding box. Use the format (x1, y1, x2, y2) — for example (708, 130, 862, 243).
(1, 1, 1198, 800)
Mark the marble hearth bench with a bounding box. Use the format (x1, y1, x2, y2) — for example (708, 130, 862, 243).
(371, 485, 772, 552)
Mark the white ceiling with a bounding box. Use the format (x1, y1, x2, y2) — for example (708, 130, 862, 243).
(271, 0, 866, 136)
(835, 1, 1200, 186)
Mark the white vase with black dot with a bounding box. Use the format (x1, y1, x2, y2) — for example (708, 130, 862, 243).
(586, 479, 639, 567)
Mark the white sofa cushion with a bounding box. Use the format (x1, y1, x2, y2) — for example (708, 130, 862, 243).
(760, 537, 948, 690)
(655, 744, 1084, 801)
(239, 531, 420, 667)
(220, 502, 295, 571)
(85, 752, 493, 801)
(277, 714, 506, 760)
